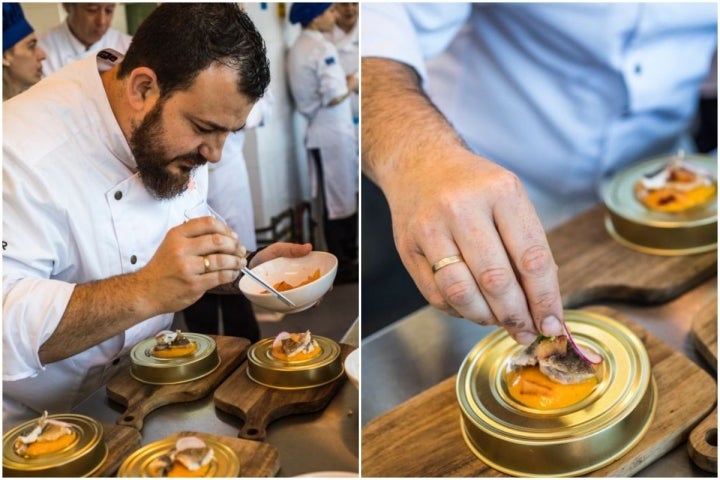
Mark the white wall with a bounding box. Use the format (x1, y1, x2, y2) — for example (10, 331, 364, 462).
(21, 2, 308, 231)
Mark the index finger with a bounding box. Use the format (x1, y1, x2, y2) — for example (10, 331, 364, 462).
(492, 179, 564, 337)
(180, 216, 238, 240)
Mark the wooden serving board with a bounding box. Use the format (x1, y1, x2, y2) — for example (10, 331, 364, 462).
(688, 296, 718, 473)
(106, 335, 249, 430)
(690, 297, 717, 373)
(550, 205, 716, 307)
(214, 343, 355, 440)
(362, 306, 717, 477)
(93, 423, 141, 477)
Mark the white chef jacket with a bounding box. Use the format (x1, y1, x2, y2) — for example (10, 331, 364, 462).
(362, 3, 717, 228)
(2, 50, 209, 425)
(326, 23, 359, 123)
(287, 30, 358, 220)
(39, 20, 132, 76)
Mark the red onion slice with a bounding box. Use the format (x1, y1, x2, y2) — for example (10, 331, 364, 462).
(563, 323, 603, 364)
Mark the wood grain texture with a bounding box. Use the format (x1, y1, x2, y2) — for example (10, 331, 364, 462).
(214, 344, 355, 440)
(106, 336, 249, 430)
(361, 307, 717, 477)
(691, 297, 717, 373)
(549, 205, 717, 307)
(93, 423, 141, 477)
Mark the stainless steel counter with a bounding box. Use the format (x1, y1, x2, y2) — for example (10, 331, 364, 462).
(361, 278, 717, 477)
(74, 319, 359, 477)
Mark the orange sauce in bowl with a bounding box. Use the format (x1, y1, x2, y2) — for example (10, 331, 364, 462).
(507, 366, 597, 410)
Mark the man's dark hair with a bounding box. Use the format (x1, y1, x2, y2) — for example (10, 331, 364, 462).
(118, 3, 270, 101)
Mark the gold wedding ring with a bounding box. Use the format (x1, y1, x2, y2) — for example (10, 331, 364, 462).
(431, 254, 464, 273)
(203, 256, 211, 274)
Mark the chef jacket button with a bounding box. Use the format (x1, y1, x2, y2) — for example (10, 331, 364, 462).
(112, 358, 120, 365)
(114, 191, 123, 200)
(130, 255, 137, 264)
(634, 64, 642, 75)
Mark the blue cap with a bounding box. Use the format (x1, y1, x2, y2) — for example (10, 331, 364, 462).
(3, 3, 33, 52)
(289, 3, 332, 26)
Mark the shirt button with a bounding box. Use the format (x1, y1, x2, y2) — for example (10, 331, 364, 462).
(130, 255, 137, 264)
(114, 191, 123, 200)
(112, 358, 120, 365)
(634, 64, 642, 75)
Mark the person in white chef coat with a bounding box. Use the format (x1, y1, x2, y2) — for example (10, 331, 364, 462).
(287, 3, 359, 283)
(325, 2, 358, 128)
(2, 3, 46, 101)
(39, 3, 132, 76)
(361, 3, 717, 341)
(2, 3, 311, 426)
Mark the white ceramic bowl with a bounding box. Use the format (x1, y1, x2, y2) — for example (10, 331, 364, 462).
(344, 348, 359, 389)
(239, 251, 338, 313)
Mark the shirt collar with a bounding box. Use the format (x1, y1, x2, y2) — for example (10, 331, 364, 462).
(80, 48, 137, 171)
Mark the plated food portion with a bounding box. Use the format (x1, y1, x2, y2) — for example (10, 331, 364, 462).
(246, 331, 344, 389)
(118, 433, 240, 477)
(456, 310, 656, 476)
(507, 335, 600, 410)
(130, 330, 220, 385)
(239, 251, 338, 313)
(602, 154, 717, 255)
(634, 158, 716, 213)
(3, 412, 107, 477)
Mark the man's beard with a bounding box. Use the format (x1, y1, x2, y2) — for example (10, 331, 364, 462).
(129, 100, 207, 200)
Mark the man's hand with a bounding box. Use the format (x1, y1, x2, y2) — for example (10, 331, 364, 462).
(249, 242, 313, 268)
(362, 57, 564, 344)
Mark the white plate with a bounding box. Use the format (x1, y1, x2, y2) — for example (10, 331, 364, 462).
(344, 348, 359, 389)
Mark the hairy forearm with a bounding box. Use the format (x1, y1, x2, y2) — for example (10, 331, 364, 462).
(38, 272, 157, 365)
(361, 57, 468, 191)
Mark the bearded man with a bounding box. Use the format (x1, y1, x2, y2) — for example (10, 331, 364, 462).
(2, 4, 310, 425)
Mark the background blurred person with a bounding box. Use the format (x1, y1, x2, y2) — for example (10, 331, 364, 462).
(325, 2, 358, 127)
(3, 3, 46, 100)
(39, 2, 131, 75)
(288, 3, 359, 283)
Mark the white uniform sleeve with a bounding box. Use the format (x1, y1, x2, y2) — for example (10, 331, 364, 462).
(361, 3, 471, 86)
(317, 43, 349, 107)
(2, 146, 75, 380)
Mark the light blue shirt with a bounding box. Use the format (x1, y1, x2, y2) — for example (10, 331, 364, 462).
(362, 3, 717, 227)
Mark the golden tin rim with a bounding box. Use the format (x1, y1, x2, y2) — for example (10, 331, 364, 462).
(117, 435, 240, 477)
(456, 310, 656, 476)
(246, 336, 344, 389)
(601, 154, 717, 255)
(130, 333, 220, 385)
(3, 414, 107, 477)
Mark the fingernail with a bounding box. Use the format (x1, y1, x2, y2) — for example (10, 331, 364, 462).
(541, 316, 563, 337)
(516, 331, 537, 345)
(231, 230, 238, 239)
(240, 245, 247, 256)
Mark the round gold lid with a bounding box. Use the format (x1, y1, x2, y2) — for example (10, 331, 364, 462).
(117, 435, 239, 477)
(3, 414, 107, 477)
(601, 154, 717, 255)
(456, 310, 657, 477)
(130, 333, 220, 385)
(246, 336, 344, 389)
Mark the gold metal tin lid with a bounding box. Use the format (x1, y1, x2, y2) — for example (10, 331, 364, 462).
(3, 414, 107, 477)
(130, 333, 220, 385)
(246, 336, 344, 389)
(456, 310, 657, 477)
(601, 154, 717, 255)
(117, 435, 240, 477)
